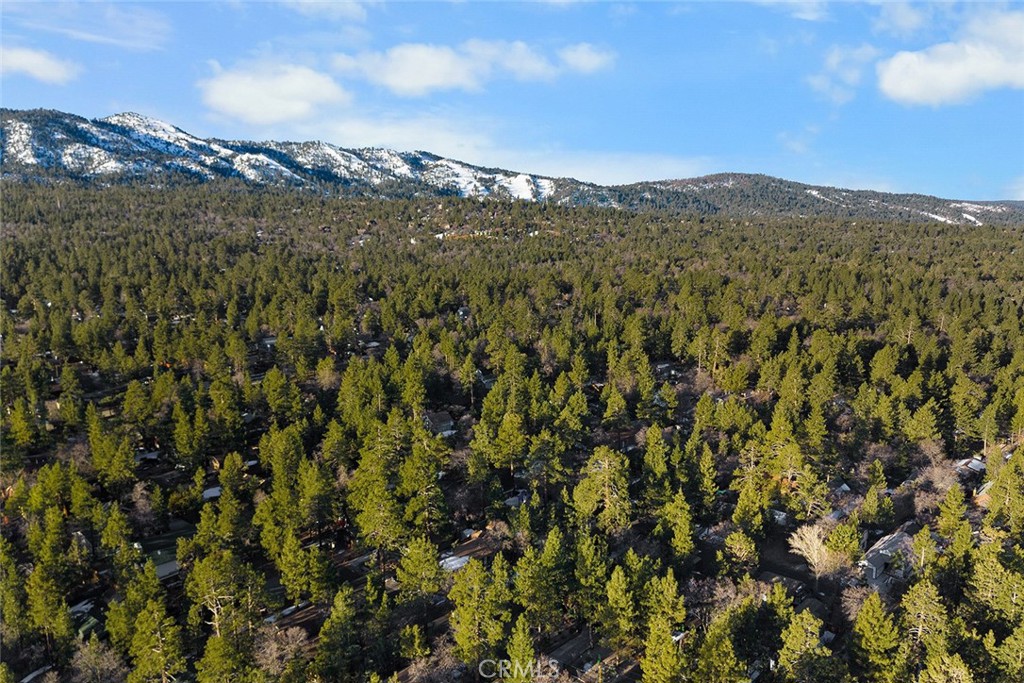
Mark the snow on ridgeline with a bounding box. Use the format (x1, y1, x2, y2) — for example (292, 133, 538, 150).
(100, 112, 213, 156)
(1, 109, 566, 201)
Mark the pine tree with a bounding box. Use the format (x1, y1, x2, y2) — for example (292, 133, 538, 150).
(804, 404, 828, 450)
(642, 425, 671, 508)
(296, 457, 334, 533)
(825, 512, 861, 563)
(777, 609, 828, 683)
(312, 586, 357, 680)
(919, 649, 974, 683)
(277, 530, 310, 604)
(450, 558, 493, 664)
(8, 396, 37, 450)
(901, 579, 948, 659)
(861, 483, 894, 528)
(460, 354, 477, 406)
(398, 427, 449, 533)
(640, 613, 683, 683)
(573, 530, 608, 626)
(655, 491, 695, 564)
(718, 529, 758, 578)
(695, 612, 745, 683)
(604, 565, 637, 649)
(172, 402, 197, 470)
(483, 552, 513, 651)
(506, 614, 536, 683)
(851, 589, 901, 679)
(348, 442, 405, 552)
(396, 536, 441, 606)
(59, 363, 84, 426)
(988, 622, 1024, 681)
(904, 399, 942, 443)
(695, 442, 718, 519)
(99, 435, 137, 495)
(26, 567, 73, 660)
(492, 410, 528, 475)
(602, 384, 629, 427)
(910, 527, 938, 579)
(573, 446, 632, 534)
(107, 561, 162, 656)
(643, 569, 686, 632)
(968, 545, 1024, 628)
(514, 527, 567, 631)
(936, 485, 967, 541)
(0, 536, 28, 647)
(121, 379, 150, 429)
(127, 599, 185, 683)
(195, 635, 248, 683)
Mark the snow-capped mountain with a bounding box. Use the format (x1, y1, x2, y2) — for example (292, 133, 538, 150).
(0, 108, 582, 203)
(2, 108, 1022, 226)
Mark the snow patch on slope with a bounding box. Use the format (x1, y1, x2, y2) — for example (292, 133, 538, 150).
(499, 174, 539, 201)
(423, 158, 488, 196)
(61, 143, 128, 175)
(2, 120, 38, 165)
(950, 202, 1006, 214)
(283, 142, 373, 180)
(230, 152, 302, 183)
(359, 148, 414, 178)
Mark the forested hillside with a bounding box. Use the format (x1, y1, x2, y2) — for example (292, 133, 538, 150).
(1, 184, 1022, 683)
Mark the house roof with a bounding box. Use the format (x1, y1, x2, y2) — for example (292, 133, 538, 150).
(861, 529, 913, 569)
(425, 410, 454, 426)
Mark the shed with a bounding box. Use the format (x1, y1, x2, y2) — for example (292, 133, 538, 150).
(974, 480, 994, 509)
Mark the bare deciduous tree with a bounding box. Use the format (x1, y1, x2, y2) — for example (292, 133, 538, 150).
(789, 523, 843, 591)
(254, 624, 310, 677)
(70, 635, 129, 683)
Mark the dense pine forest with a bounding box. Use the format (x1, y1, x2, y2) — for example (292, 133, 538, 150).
(1, 184, 1022, 683)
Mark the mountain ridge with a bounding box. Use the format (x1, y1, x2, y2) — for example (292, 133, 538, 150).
(2, 108, 1022, 226)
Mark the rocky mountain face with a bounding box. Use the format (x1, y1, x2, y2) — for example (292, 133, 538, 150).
(3, 108, 1021, 226)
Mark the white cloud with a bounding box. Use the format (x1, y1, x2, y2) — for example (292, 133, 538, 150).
(807, 44, 879, 105)
(777, 124, 821, 155)
(333, 39, 614, 97)
(300, 112, 708, 185)
(5, 2, 172, 51)
(317, 113, 496, 161)
(752, 1, 828, 22)
(0, 46, 80, 84)
(877, 10, 1024, 105)
(198, 62, 350, 125)
(464, 40, 560, 81)
(871, 1, 928, 37)
(278, 0, 371, 22)
(559, 43, 616, 73)
(333, 44, 483, 96)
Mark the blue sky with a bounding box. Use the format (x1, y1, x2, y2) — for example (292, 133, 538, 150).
(2, 1, 1022, 199)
